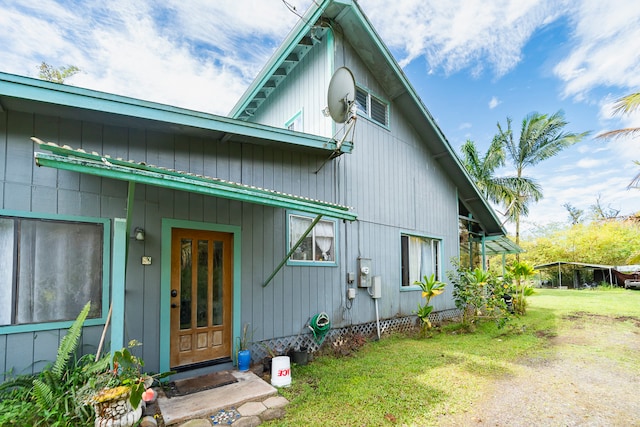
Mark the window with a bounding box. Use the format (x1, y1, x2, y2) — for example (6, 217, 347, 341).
(401, 234, 440, 286)
(355, 86, 389, 127)
(288, 213, 336, 264)
(285, 110, 303, 132)
(0, 215, 104, 325)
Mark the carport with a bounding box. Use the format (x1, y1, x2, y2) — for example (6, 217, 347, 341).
(534, 261, 615, 288)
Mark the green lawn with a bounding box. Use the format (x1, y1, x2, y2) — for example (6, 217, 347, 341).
(266, 289, 640, 426)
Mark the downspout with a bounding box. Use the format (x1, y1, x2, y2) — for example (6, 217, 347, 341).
(467, 214, 473, 269)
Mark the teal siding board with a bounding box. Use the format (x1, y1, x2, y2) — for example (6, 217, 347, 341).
(0, 334, 6, 382)
(6, 333, 34, 376)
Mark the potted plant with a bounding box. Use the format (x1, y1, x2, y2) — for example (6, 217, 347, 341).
(80, 340, 171, 427)
(236, 323, 253, 372)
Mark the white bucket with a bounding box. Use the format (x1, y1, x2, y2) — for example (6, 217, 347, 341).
(270, 356, 291, 387)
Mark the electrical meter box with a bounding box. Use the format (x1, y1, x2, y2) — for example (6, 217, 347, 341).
(358, 257, 371, 288)
(371, 276, 382, 299)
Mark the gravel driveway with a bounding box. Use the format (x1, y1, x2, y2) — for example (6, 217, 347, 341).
(438, 313, 640, 427)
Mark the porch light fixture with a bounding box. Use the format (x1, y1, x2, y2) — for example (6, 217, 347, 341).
(134, 227, 145, 241)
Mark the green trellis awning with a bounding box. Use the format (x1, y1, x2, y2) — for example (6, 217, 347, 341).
(32, 138, 357, 221)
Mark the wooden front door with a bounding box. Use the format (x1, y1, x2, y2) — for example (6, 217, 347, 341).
(170, 228, 233, 368)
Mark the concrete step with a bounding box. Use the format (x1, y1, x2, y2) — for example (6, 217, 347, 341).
(156, 370, 278, 426)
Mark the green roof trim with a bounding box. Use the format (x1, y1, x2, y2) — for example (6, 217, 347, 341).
(0, 71, 352, 154)
(475, 235, 523, 255)
(33, 139, 357, 221)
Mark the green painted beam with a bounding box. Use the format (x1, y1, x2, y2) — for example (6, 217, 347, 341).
(34, 150, 357, 221)
(263, 214, 322, 288)
(111, 218, 127, 354)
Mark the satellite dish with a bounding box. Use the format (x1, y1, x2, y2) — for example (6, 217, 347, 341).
(327, 67, 356, 123)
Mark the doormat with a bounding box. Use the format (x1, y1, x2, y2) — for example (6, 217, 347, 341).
(165, 371, 238, 397)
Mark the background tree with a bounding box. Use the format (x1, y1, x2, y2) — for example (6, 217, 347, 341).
(589, 194, 620, 220)
(494, 111, 589, 253)
(563, 202, 584, 224)
(510, 218, 640, 268)
(597, 92, 640, 187)
(38, 62, 80, 83)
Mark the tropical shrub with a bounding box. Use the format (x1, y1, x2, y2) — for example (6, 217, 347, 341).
(449, 262, 513, 329)
(413, 274, 446, 335)
(508, 261, 536, 314)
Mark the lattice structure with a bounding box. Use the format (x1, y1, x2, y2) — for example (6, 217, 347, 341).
(250, 309, 462, 362)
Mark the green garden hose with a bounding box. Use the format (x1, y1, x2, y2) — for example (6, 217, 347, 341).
(308, 312, 331, 344)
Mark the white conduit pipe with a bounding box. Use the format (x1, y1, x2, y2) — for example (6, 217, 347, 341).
(374, 299, 381, 340)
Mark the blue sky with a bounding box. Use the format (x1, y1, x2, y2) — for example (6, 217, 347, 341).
(1, 0, 639, 236)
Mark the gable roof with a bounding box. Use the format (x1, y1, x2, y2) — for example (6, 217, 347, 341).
(230, 0, 506, 237)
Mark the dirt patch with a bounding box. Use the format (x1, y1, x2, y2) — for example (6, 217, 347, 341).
(438, 313, 640, 427)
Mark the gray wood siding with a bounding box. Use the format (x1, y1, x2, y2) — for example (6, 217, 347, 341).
(0, 108, 345, 375)
(249, 36, 333, 139)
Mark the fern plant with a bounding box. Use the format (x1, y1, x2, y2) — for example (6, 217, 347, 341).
(31, 302, 90, 413)
(0, 302, 96, 426)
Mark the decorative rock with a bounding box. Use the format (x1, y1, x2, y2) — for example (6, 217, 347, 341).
(94, 392, 143, 427)
(210, 408, 241, 425)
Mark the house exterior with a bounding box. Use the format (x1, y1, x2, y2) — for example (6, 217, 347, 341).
(0, 0, 508, 381)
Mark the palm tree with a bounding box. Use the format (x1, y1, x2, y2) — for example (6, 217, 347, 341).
(495, 111, 589, 252)
(597, 92, 640, 187)
(460, 138, 541, 224)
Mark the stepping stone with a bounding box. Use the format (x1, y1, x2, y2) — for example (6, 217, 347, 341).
(263, 396, 288, 409)
(237, 401, 267, 417)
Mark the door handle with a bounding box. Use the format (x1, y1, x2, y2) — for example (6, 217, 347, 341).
(171, 289, 178, 297)
(171, 303, 179, 308)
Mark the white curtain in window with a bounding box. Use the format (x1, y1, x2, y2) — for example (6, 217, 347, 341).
(409, 236, 422, 284)
(290, 216, 313, 260)
(18, 221, 101, 324)
(314, 221, 334, 261)
(421, 239, 434, 279)
(409, 236, 437, 284)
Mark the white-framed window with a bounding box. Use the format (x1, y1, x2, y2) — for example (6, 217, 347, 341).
(0, 214, 106, 326)
(401, 233, 441, 286)
(287, 213, 337, 265)
(355, 86, 389, 127)
(285, 110, 304, 132)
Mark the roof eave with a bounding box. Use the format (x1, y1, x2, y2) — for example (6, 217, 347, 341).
(0, 71, 352, 154)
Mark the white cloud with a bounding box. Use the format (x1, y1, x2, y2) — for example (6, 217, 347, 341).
(360, 0, 564, 77)
(575, 158, 603, 169)
(0, 0, 307, 115)
(488, 96, 501, 109)
(553, 0, 640, 99)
